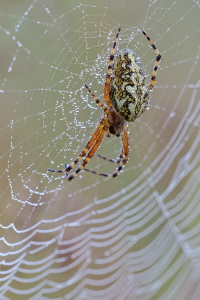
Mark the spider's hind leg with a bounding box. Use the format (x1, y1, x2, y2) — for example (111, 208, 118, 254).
(85, 84, 110, 117)
(142, 31, 161, 90)
(104, 27, 121, 109)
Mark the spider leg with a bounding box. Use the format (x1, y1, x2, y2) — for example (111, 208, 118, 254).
(48, 117, 109, 178)
(85, 84, 110, 117)
(142, 31, 161, 91)
(104, 27, 121, 108)
(67, 120, 108, 181)
(84, 125, 129, 178)
(97, 153, 124, 164)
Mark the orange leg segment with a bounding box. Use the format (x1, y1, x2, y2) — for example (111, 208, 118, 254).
(48, 117, 109, 179)
(84, 125, 129, 178)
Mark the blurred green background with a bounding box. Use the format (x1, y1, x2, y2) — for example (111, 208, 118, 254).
(0, 0, 199, 299)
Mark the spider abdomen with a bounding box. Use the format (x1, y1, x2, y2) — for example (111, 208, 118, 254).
(110, 50, 149, 122)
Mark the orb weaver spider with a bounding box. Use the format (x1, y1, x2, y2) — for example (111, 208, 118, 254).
(48, 28, 161, 181)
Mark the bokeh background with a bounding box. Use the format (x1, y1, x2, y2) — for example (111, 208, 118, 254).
(0, 0, 200, 299)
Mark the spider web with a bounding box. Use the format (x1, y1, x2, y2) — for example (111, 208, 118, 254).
(0, 0, 200, 299)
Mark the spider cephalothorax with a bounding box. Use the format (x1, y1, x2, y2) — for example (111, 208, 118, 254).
(48, 28, 161, 181)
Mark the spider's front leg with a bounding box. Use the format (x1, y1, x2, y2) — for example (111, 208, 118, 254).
(84, 125, 129, 178)
(66, 118, 109, 181)
(48, 117, 109, 181)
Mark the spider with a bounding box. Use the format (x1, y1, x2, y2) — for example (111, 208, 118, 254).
(48, 28, 161, 181)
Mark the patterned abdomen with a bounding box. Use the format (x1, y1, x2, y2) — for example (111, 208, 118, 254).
(110, 50, 149, 122)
